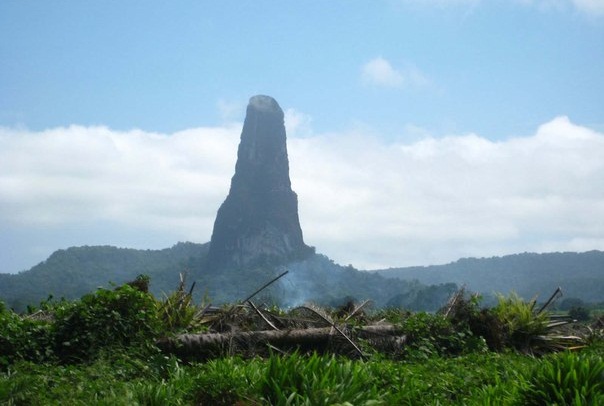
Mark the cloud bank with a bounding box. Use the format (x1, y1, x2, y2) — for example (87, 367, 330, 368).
(1, 116, 604, 272)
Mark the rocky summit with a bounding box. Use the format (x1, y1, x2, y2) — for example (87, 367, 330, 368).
(207, 95, 313, 270)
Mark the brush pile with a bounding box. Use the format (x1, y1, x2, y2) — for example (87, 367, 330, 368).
(157, 301, 408, 360)
(157, 273, 586, 361)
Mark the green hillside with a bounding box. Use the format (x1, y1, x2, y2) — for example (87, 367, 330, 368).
(374, 251, 604, 303)
(0, 242, 208, 311)
(0, 243, 455, 312)
(6, 245, 601, 313)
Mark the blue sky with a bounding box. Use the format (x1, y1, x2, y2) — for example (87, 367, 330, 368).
(3, 1, 602, 137)
(1, 1, 604, 273)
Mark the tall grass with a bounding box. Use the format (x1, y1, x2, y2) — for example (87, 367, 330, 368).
(261, 352, 383, 405)
(521, 351, 604, 405)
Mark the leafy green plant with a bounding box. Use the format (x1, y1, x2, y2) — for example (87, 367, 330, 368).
(131, 360, 193, 406)
(492, 293, 551, 353)
(191, 356, 262, 405)
(492, 292, 584, 354)
(370, 307, 410, 324)
(398, 312, 484, 359)
(157, 273, 209, 334)
(520, 351, 604, 405)
(368, 351, 533, 405)
(0, 359, 136, 405)
(0, 366, 32, 405)
(52, 284, 161, 363)
(474, 377, 527, 406)
(260, 352, 383, 405)
(0, 305, 55, 368)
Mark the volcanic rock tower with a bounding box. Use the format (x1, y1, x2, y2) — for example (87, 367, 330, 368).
(207, 95, 313, 269)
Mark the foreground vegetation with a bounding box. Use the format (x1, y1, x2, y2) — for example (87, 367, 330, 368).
(1, 276, 603, 405)
(3, 348, 603, 405)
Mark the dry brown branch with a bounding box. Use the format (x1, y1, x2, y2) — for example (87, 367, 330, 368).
(241, 270, 289, 304)
(441, 286, 465, 319)
(218, 270, 290, 329)
(537, 286, 563, 314)
(247, 301, 280, 331)
(295, 305, 366, 359)
(343, 300, 373, 322)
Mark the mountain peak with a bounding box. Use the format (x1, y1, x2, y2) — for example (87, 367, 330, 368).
(207, 96, 313, 270)
(248, 95, 282, 113)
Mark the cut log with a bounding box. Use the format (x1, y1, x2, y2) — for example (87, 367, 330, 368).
(157, 324, 406, 360)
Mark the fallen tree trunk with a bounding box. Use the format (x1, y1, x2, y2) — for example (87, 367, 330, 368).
(157, 324, 406, 360)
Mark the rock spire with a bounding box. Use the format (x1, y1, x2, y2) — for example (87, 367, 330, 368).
(207, 95, 313, 269)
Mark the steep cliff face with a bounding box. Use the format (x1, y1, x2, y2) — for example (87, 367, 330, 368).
(207, 95, 313, 270)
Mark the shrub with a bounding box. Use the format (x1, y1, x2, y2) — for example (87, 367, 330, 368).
(399, 312, 484, 359)
(0, 305, 55, 368)
(52, 284, 161, 363)
(468, 308, 507, 351)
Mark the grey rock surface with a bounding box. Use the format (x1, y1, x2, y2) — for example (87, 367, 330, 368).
(207, 95, 313, 269)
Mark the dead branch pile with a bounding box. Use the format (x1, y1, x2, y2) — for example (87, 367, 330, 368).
(156, 271, 408, 360)
(157, 275, 585, 361)
(157, 322, 405, 361)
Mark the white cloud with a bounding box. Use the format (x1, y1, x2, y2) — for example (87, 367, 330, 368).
(402, 0, 604, 16)
(289, 116, 604, 268)
(513, 0, 566, 11)
(511, 0, 604, 15)
(572, 0, 604, 15)
(361, 57, 430, 90)
(1, 116, 604, 272)
(217, 99, 244, 123)
(284, 108, 313, 137)
(361, 57, 404, 88)
(0, 124, 240, 235)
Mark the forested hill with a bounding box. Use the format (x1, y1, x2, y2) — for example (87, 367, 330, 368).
(0, 242, 209, 311)
(7, 244, 601, 312)
(373, 251, 604, 303)
(0, 242, 457, 313)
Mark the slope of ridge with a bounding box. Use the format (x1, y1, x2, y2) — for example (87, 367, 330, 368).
(0, 242, 208, 311)
(374, 251, 604, 302)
